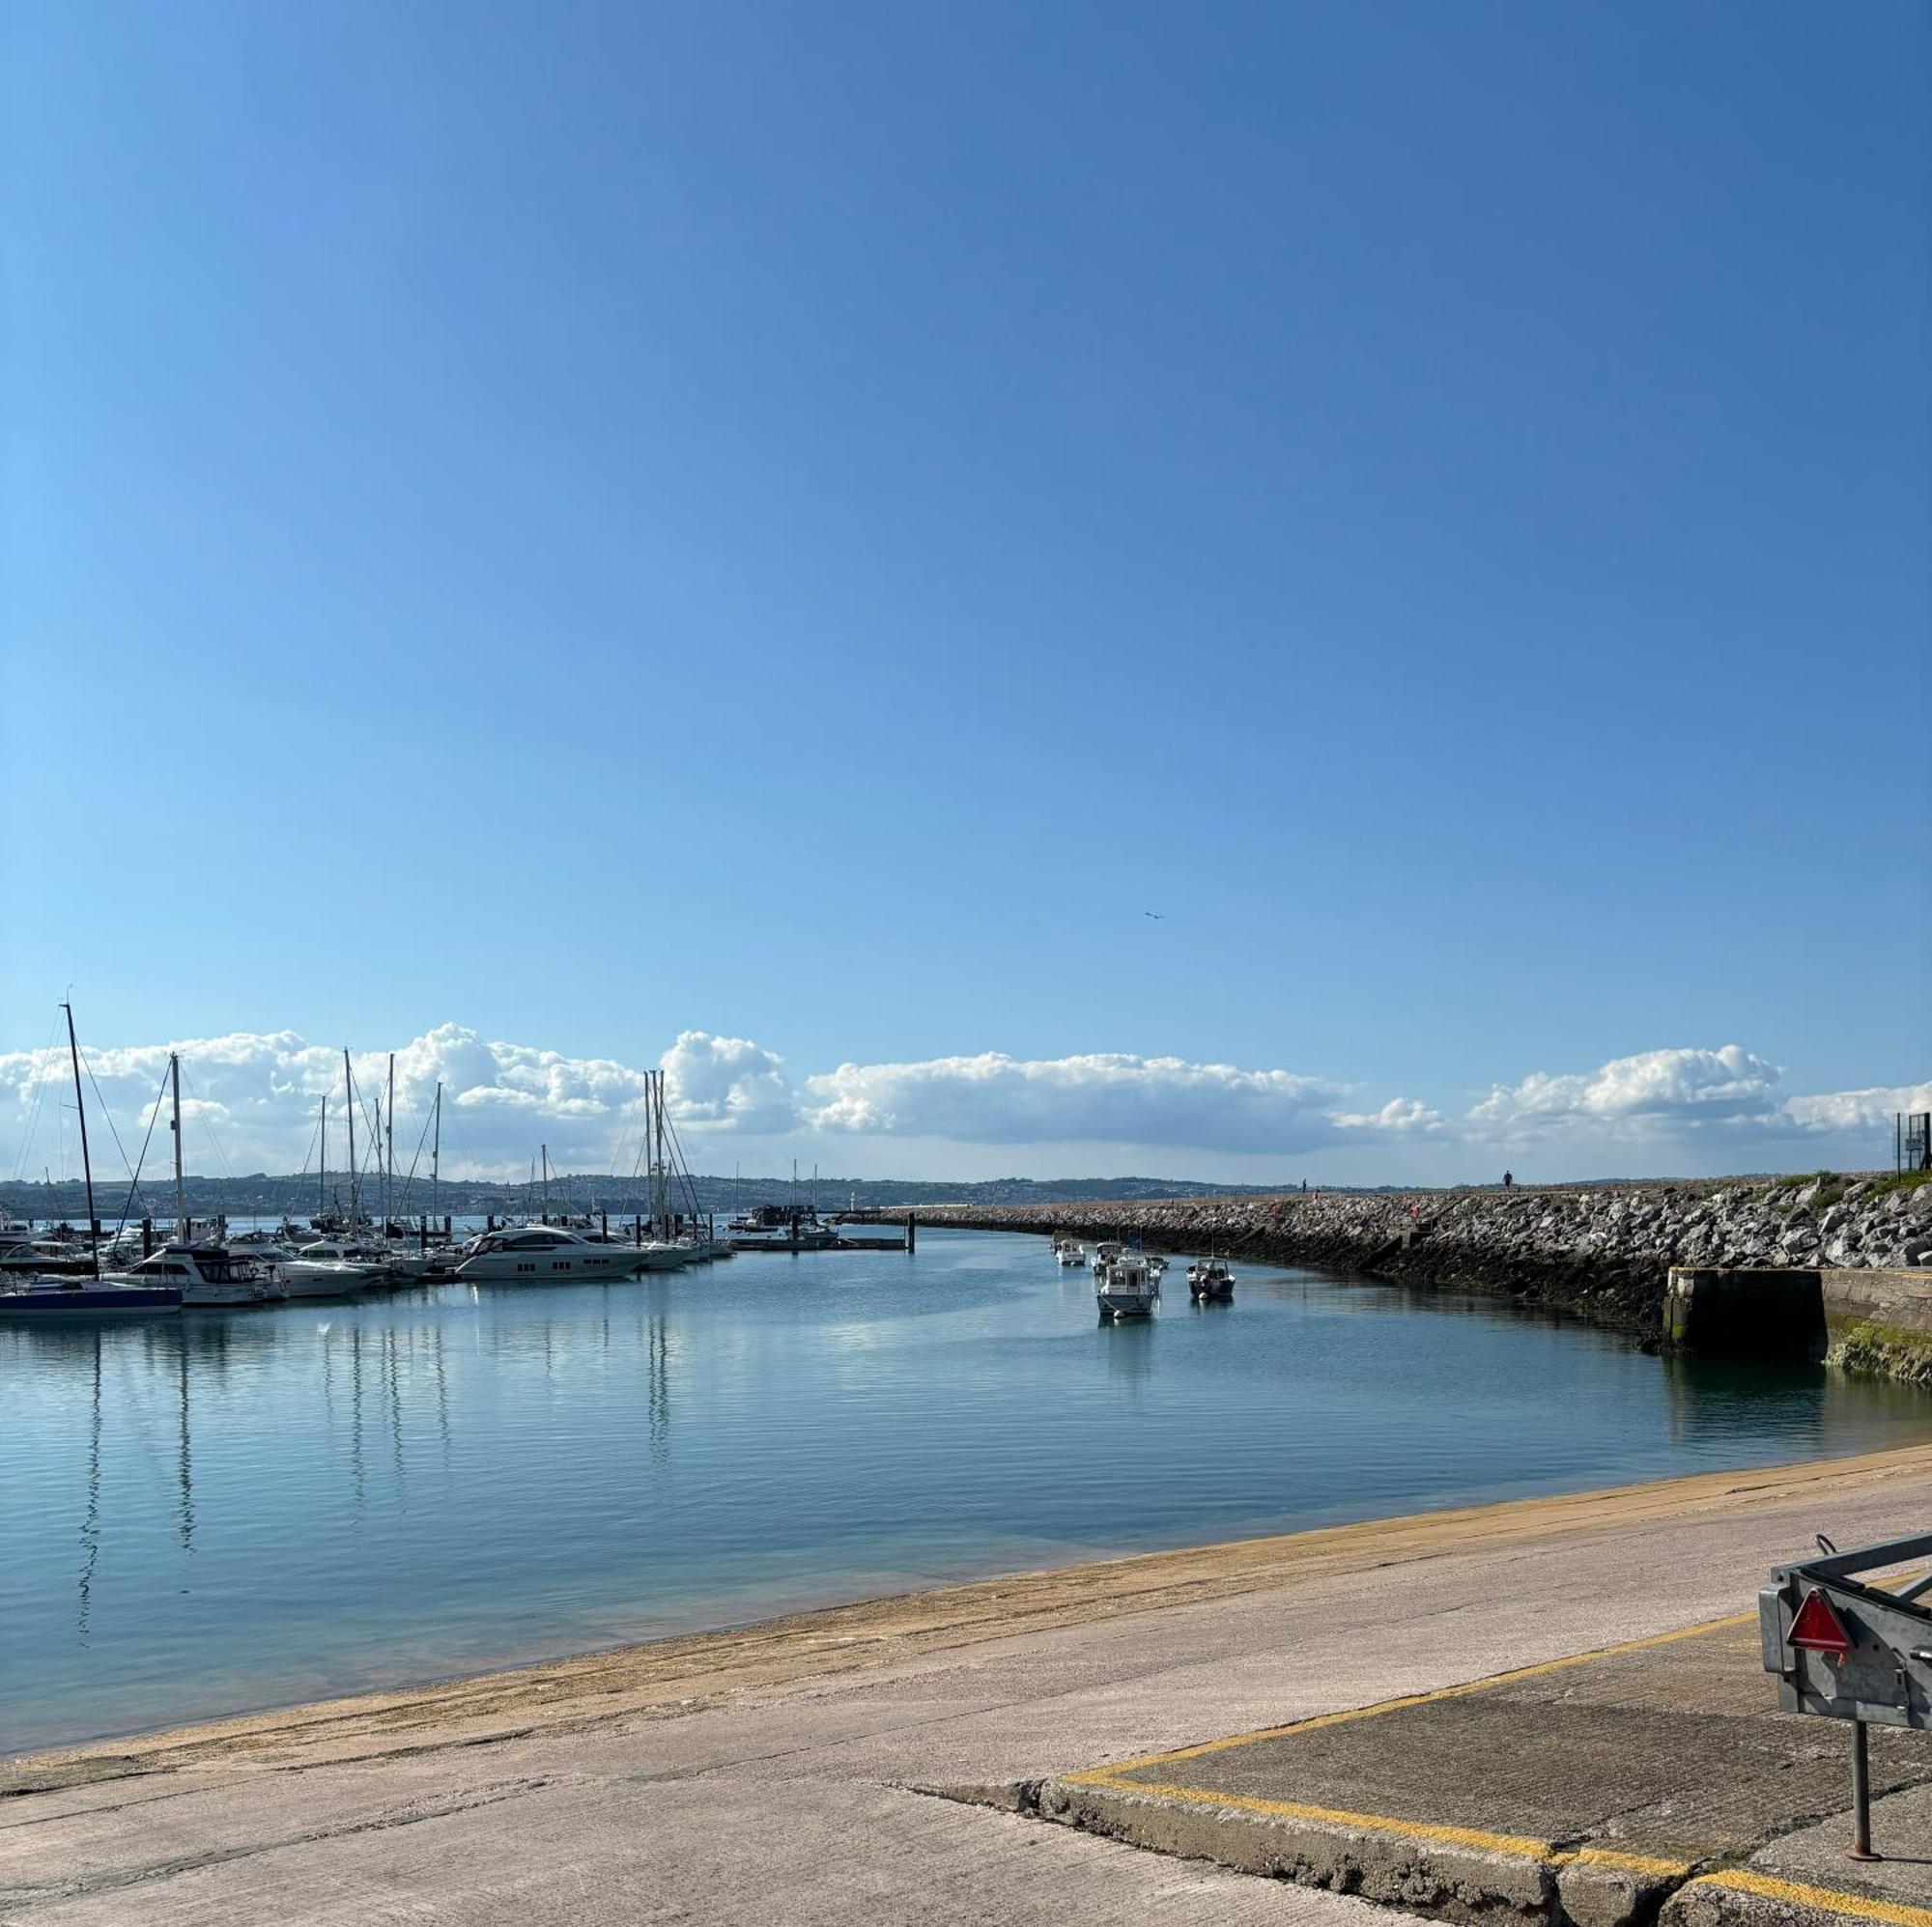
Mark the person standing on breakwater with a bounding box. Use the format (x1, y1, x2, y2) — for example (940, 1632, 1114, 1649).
(1503, 1170, 1514, 1189)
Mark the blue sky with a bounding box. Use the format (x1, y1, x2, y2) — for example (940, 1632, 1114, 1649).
(5, 2, 1927, 1183)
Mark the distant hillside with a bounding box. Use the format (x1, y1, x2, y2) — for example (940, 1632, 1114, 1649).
(0, 1171, 1307, 1222)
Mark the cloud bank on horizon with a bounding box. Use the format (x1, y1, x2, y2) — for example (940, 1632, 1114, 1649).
(2, 1024, 1925, 1188)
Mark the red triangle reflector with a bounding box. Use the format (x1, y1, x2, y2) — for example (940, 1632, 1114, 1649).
(1790, 1588, 1856, 1657)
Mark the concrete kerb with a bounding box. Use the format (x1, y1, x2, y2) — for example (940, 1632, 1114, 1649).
(939, 1608, 1932, 1927)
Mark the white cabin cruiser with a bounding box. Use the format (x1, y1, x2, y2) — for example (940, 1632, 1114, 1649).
(1094, 1251, 1159, 1320)
(1054, 1238, 1087, 1267)
(454, 1224, 646, 1283)
(285, 1240, 385, 1297)
(111, 1243, 284, 1307)
(1088, 1240, 1124, 1272)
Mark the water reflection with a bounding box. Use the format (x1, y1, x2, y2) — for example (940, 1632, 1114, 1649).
(6, 1233, 1932, 1760)
(76, 1335, 101, 1638)
(178, 1337, 195, 1552)
(647, 1315, 671, 1461)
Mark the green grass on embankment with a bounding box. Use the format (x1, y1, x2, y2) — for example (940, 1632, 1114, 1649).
(1829, 1317, 1932, 1386)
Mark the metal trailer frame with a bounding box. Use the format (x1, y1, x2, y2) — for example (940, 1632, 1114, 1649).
(1761, 1530, 1932, 1859)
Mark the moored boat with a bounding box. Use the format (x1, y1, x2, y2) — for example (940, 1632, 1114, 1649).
(0, 1272, 183, 1318)
(1094, 1251, 1159, 1320)
(454, 1224, 647, 1283)
(1186, 1257, 1235, 1301)
(284, 1240, 384, 1297)
(111, 1242, 283, 1306)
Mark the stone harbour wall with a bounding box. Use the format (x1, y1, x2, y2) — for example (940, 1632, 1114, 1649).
(883, 1175, 1932, 1338)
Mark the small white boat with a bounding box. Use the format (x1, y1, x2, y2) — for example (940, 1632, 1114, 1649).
(111, 1243, 284, 1307)
(1186, 1258, 1235, 1302)
(1089, 1240, 1125, 1272)
(1095, 1251, 1159, 1320)
(454, 1224, 647, 1283)
(1054, 1238, 1087, 1268)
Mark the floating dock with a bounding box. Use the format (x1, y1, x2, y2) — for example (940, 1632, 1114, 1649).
(729, 1233, 909, 1254)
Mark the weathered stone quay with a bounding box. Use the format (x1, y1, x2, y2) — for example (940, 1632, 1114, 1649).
(879, 1176, 1932, 1346)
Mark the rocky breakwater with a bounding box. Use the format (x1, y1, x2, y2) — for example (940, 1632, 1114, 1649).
(887, 1174, 1932, 1337)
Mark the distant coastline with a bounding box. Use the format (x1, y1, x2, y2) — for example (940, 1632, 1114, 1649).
(0, 1168, 1794, 1222)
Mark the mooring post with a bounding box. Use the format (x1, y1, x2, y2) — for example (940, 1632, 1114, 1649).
(141, 1217, 153, 1258)
(1851, 1718, 1878, 1859)
(601, 1210, 609, 1240)
(908, 1212, 916, 1255)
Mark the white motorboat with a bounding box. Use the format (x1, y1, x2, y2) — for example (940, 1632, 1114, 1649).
(1094, 1251, 1159, 1320)
(0, 1272, 184, 1318)
(0, 1230, 89, 1276)
(1089, 1240, 1124, 1272)
(1186, 1257, 1235, 1301)
(453, 1224, 647, 1283)
(111, 1243, 284, 1307)
(285, 1240, 384, 1297)
(1054, 1238, 1087, 1268)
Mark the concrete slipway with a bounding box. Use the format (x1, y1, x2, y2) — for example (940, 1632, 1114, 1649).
(8, 1449, 1932, 1926)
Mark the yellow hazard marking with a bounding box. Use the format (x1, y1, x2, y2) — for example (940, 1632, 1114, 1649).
(1069, 1771, 1694, 1877)
(1066, 1607, 1755, 1782)
(1569, 1847, 1698, 1879)
(1068, 1772, 1557, 1860)
(1690, 1871, 1932, 1927)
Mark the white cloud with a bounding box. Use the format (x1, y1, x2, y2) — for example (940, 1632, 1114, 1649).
(662, 1032, 799, 1134)
(1467, 1046, 1785, 1137)
(3, 1023, 1920, 1185)
(803, 1051, 1356, 1153)
(1335, 1096, 1447, 1134)
(1782, 1080, 1932, 1135)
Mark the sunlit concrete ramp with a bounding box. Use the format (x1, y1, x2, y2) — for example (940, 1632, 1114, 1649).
(1032, 1615, 1932, 1927)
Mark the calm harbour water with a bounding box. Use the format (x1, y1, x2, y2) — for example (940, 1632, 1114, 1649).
(5, 1227, 1929, 1755)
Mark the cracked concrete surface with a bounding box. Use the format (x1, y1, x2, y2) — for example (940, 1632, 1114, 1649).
(6, 1447, 1932, 1925)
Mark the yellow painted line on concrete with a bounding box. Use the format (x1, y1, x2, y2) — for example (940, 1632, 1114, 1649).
(1074, 1771, 1697, 1878)
(1689, 1871, 1932, 1927)
(1567, 1847, 1698, 1879)
(1068, 1607, 1756, 1782)
(1072, 1771, 1557, 1860)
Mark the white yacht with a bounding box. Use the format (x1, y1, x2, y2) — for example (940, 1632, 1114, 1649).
(111, 1243, 284, 1307)
(1088, 1240, 1125, 1272)
(285, 1240, 385, 1297)
(1054, 1237, 1087, 1267)
(0, 1228, 87, 1276)
(1094, 1251, 1159, 1321)
(453, 1224, 647, 1283)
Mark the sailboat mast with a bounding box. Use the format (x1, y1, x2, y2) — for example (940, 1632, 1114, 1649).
(62, 1002, 100, 1280)
(431, 1082, 441, 1229)
(655, 1070, 669, 1238)
(319, 1092, 327, 1219)
(344, 1048, 357, 1224)
(541, 1145, 550, 1223)
(384, 1053, 394, 1232)
(171, 1053, 186, 1240)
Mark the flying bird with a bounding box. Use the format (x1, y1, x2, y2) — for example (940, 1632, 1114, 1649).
(1144, 910, 1165, 920)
